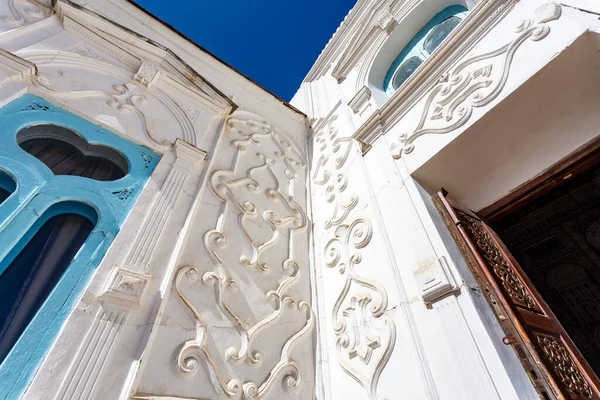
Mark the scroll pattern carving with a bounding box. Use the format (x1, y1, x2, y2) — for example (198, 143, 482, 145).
(324, 219, 396, 399)
(456, 210, 540, 312)
(21, 51, 199, 148)
(313, 117, 358, 229)
(313, 116, 395, 399)
(391, 2, 562, 159)
(174, 115, 313, 399)
(534, 333, 593, 398)
(1, 0, 51, 26)
(33, 76, 172, 147)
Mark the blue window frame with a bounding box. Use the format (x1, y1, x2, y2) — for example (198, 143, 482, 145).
(384, 5, 468, 95)
(0, 94, 159, 399)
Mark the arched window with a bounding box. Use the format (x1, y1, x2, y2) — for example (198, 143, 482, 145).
(0, 95, 159, 398)
(384, 5, 468, 95)
(0, 202, 96, 362)
(18, 124, 128, 181)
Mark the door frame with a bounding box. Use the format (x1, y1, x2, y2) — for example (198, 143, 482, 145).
(433, 136, 600, 399)
(479, 135, 600, 222)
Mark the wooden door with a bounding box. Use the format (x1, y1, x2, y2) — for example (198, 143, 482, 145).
(435, 191, 600, 399)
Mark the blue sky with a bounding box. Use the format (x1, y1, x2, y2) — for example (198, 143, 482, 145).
(133, 0, 357, 101)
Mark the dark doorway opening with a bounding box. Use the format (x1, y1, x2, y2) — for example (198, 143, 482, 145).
(489, 159, 600, 377)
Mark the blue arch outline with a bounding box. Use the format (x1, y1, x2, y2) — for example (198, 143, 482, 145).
(0, 94, 159, 399)
(383, 5, 468, 94)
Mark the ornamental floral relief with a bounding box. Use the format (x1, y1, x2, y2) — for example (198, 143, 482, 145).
(390, 2, 562, 159)
(312, 117, 359, 229)
(324, 219, 396, 400)
(32, 73, 186, 148)
(174, 115, 313, 399)
(312, 113, 396, 399)
(0, 0, 51, 27)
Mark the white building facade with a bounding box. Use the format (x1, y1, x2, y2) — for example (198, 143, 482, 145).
(0, 0, 599, 399)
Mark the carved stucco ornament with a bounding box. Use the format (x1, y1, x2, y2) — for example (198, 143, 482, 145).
(174, 115, 313, 399)
(31, 73, 189, 148)
(312, 119, 359, 229)
(375, 8, 397, 33)
(324, 220, 396, 400)
(313, 115, 396, 399)
(390, 2, 562, 159)
(1, 0, 51, 26)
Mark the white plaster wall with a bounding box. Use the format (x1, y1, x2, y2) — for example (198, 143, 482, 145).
(1, 0, 599, 399)
(295, 0, 600, 399)
(307, 100, 538, 399)
(60, 0, 309, 140)
(130, 111, 315, 400)
(0, 1, 316, 399)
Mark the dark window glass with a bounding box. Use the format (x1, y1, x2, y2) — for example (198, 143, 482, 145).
(392, 57, 423, 90)
(0, 172, 15, 206)
(0, 189, 9, 205)
(0, 211, 94, 363)
(18, 125, 128, 181)
(424, 16, 462, 54)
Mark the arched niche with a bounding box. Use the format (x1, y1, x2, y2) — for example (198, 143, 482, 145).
(362, 0, 472, 107)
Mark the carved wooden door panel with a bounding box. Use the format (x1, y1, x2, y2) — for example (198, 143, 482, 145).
(435, 192, 600, 400)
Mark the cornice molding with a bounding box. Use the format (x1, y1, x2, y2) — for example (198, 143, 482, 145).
(303, 0, 367, 82)
(347, 85, 371, 114)
(0, 47, 36, 85)
(352, 0, 518, 151)
(66, 0, 306, 119)
(55, 0, 235, 116)
(331, 0, 404, 82)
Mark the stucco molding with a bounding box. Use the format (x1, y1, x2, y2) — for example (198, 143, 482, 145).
(311, 114, 397, 399)
(55, 0, 235, 116)
(331, 0, 404, 82)
(18, 50, 206, 149)
(136, 111, 314, 399)
(324, 218, 396, 400)
(348, 85, 372, 114)
(351, 0, 520, 149)
(389, 1, 561, 158)
(0, 0, 51, 27)
(0, 47, 36, 84)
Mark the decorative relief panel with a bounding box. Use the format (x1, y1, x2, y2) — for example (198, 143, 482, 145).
(534, 332, 594, 399)
(173, 116, 311, 399)
(20, 50, 229, 152)
(456, 210, 541, 312)
(0, 0, 51, 27)
(131, 112, 314, 400)
(324, 219, 396, 399)
(312, 114, 396, 399)
(31, 72, 189, 149)
(390, 2, 562, 159)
